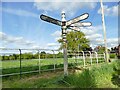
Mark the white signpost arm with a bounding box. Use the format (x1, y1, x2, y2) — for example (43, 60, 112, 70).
(66, 13, 89, 26)
(70, 22, 92, 27)
(68, 27, 81, 31)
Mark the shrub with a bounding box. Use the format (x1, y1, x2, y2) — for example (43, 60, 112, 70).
(110, 53, 116, 59)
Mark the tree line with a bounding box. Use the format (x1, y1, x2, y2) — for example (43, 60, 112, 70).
(1, 51, 63, 61)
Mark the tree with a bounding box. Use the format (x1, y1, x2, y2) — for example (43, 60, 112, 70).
(34, 52, 39, 59)
(58, 31, 90, 52)
(56, 52, 63, 58)
(94, 46, 110, 54)
(3, 55, 9, 60)
(22, 53, 33, 59)
(40, 51, 46, 59)
(13, 54, 19, 60)
(9, 55, 15, 60)
(94, 46, 105, 54)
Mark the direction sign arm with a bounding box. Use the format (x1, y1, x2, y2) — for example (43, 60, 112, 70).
(70, 22, 92, 27)
(66, 13, 89, 26)
(68, 27, 81, 31)
(40, 14, 62, 26)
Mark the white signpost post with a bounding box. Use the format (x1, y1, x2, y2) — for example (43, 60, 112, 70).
(40, 11, 91, 76)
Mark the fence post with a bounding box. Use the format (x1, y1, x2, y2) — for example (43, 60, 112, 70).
(103, 52, 106, 62)
(52, 50, 55, 71)
(19, 49, 22, 79)
(77, 50, 80, 65)
(82, 51, 85, 67)
(75, 51, 77, 65)
(95, 52, 98, 64)
(38, 50, 41, 73)
(89, 51, 92, 65)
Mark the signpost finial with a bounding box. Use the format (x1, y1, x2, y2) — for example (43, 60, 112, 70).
(61, 11, 66, 22)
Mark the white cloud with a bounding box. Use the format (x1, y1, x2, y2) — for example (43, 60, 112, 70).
(107, 38, 118, 47)
(51, 30, 61, 37)
(98, 5, 118, 16)
(80, 25, 104, 47)
(51, 29, 73, 42)
(34, 1, 97, 17)
(90, 37, 118, 49)
(0, 46, 6, 49)
(51, 30, 62, 41)
(29, 43, 61, 50)
(86, 34, 102, 40)
(0, 32, 61, 50)
(0, 7, 38, 18)
(80, 25, 118, 48)
(47, 43, 60, 47)
(0, 32, 35, 46)
(31, 45, 41, 49)
(107, 38, 118, 44)
(0, 32, 6, 39)
(81, 25, 102, 35)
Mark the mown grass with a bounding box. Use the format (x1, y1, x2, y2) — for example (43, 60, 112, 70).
(2, 58, 104, 69)
(2, 63, 75, 75)
(2, 58, 104, 75)
(2, 58, 74, 69)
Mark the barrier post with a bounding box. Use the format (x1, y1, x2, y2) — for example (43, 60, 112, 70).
(95, 52, 98, 64)
(82, 51, 85, 67)
(19, 49, 22, 79)
(38, 50, 41, 73)
(89, 51, 92, 65)
(103, 52, 106, 62)
(52, 50, 56, 71)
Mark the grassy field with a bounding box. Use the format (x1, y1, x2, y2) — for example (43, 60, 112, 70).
(1, 58, 105, 75)
(2, 60, 120, 88)
(1, 57, 105, 75)
(2, 58, 82, 69)
(2, 58, 105, 68)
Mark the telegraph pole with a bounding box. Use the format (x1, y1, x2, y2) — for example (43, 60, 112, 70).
(61, 11, 68, 76)
(100, 0, 109, 62)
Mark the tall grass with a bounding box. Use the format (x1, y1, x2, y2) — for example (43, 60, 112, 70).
(63, 60, 120, 88)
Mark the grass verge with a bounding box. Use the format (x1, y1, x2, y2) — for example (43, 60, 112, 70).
(63, 60, 120, 88)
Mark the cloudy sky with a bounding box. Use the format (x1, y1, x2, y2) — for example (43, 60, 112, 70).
(0, 0, 119, 50)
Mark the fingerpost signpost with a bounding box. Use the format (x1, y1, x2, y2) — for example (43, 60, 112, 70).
(40, 11, 91, 76)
